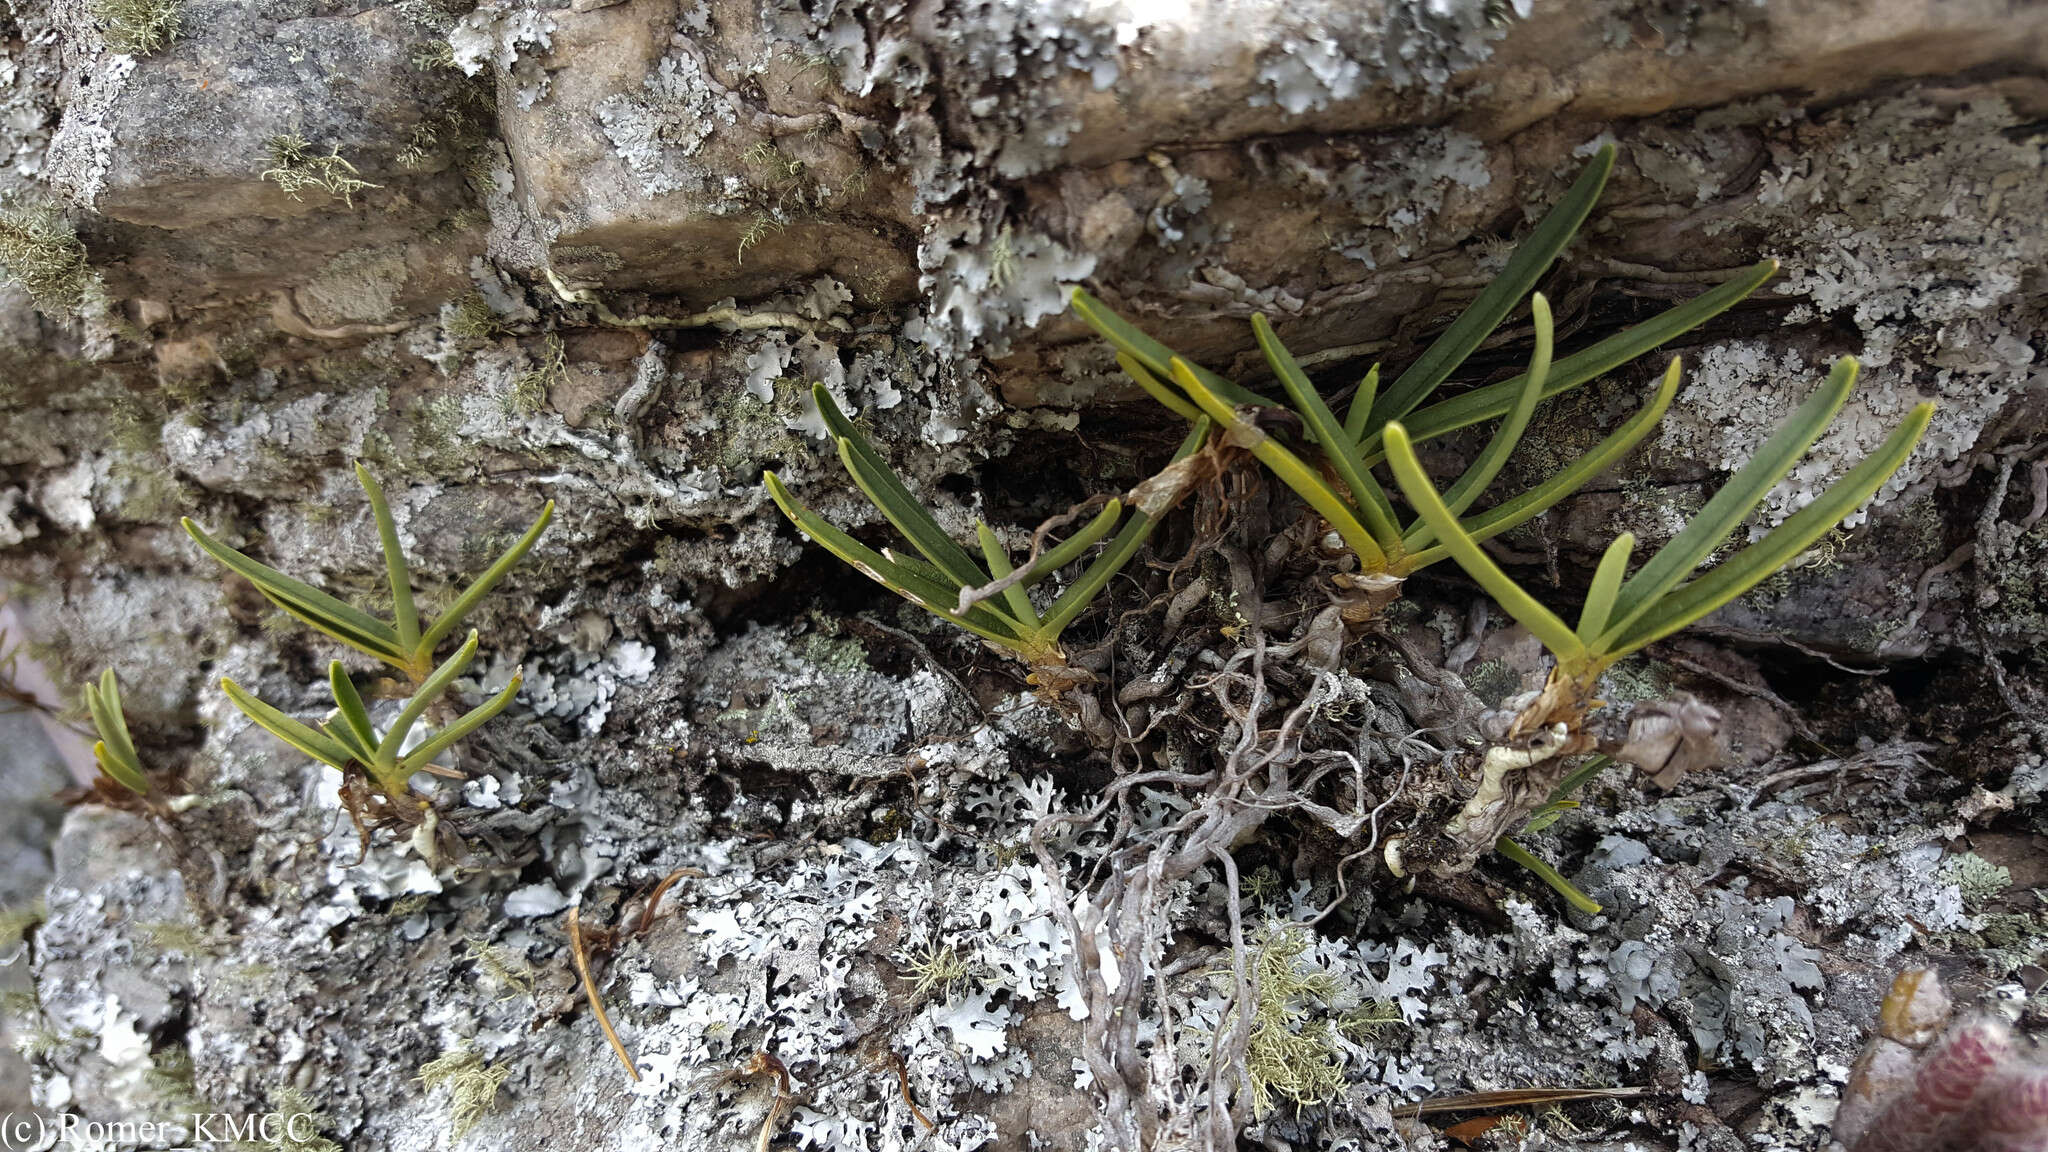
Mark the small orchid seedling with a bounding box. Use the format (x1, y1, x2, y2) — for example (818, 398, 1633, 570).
(81, 668, 149, 796)
(765, 383, 1210, 671)
(219, 631, 520, 801)
(1380, 357, 1931, 906)
(1385, 355, 1932, 734)
(1072, 144, 1778, 597)
(183, 462, 552, 685)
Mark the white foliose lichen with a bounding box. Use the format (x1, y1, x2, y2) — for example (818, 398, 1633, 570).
(1667, 92, 2046, 527)
(448, 2, 557, 106)
(913, 216, 1096, 360)
(1251, 1, 1518, 114)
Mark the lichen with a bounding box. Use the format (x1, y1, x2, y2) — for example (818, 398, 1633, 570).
(261, 133, 381, 207)
(1242, 924, 1349, 1117)
(90, 0, 180, 55)
(417, 1045, 511, 1142)
(0, 199, 100, 317)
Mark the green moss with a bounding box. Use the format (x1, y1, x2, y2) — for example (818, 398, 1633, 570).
(406, 393, 469, 462)
(0, 901, 44, 953)
(1595, 657, 1671, 707)
(446, 293, 503, 342)
(799, 629, 871, 675)
(1462, 658, 1520, 707)
(138, 919, 222, 957)
(92, 0, 181, 55)
(506, 334, 563, 416)
(464, 936, 536, 1002)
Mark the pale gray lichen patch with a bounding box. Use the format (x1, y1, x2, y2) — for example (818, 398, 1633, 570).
(595, 44, 742, 200)
(1252, 1, 1514, 114)
(914, 217, 1095, 359)
(1670, 92, 2047, 525)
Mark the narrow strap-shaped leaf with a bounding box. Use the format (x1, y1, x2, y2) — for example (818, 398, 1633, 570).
(327, 661, 380, 754)
(321, 719, 379, 765)
(880, 549, 955, 592)
(1012, 500, 1124, 590)
(811, 385, 987, 582)
(88, 669, 141, 779)
(815, 385, 990, 586)
(1601, 357, 1860, 645)
(1371, 145, 1614, 427)
(1576, 534, 1635, 643)
(1170, 359, 1391, 572)
(400, 672, 525, 777)
(876, 549, 1031, 637)
(765, 472, 1031, 648)
(1038, 419, 1211, 641)
(1383, 422, 1586, 664)
(1544, 754, 1615, 807)
(416, 499, 554, 659)
(1403, 293, 1556, 554)
(1116, 352, 1203, 422)
(1495, 836, 1603, 915)
(1604, 401, 1932, 656)
(220, 677, 357, 771)
(1343, 364, 1381, 443)
(378, 630, 482, 762)
(1442, 292, 1555, 519)
(1069, 289, 1277, 409)
(1252, 314, 1403, 550)
(1398, 358, 1682, 572)
(975, 521, 1041, 624)
(837, 438, 998, 592)
(815, 384, 990, 589)
(184, 518, 405, 661)
(1367, 260, 1778, 458)
(92, 741, 150, 795)
(356, 463, 419, 653)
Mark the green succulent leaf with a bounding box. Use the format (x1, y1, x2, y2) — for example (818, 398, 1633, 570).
(1169, 358, 1391, 572)
(975, 521, 1041, 623)
(356, 462, 419, 653)
(1403, 292, 1557, 555)
(1599, 357, 1859, 644)
(1371, 144, 1613, 427)
(326, 661, 380, 756)
(1252, 314, 1402, 549)
(1343, 364, 1381, 444)
(815, 384, 990, 590)
(1010, 500, 1125, 591)
(399, 673, 524, 778)
(1576, 534, 1635, 644)
(83, 670, 148, 795)
(764, 471, 1031, 650)
(183, 518, 406, 664)
(1070, 288, 1276, 409)
(1495, 835, 1602, 915)
(415, 498, 554, 659)
(376, 630, 482, 763)
(220, 677, 357, 773)
(1366, 259, 1777, 459)
(1115, 352, 1204, 423)
(1383, 421, 1585, 664)
(1397, 357, 1681, 572)
(1603, 399, 1933, 655)
(1038, 419, 1210, 639)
